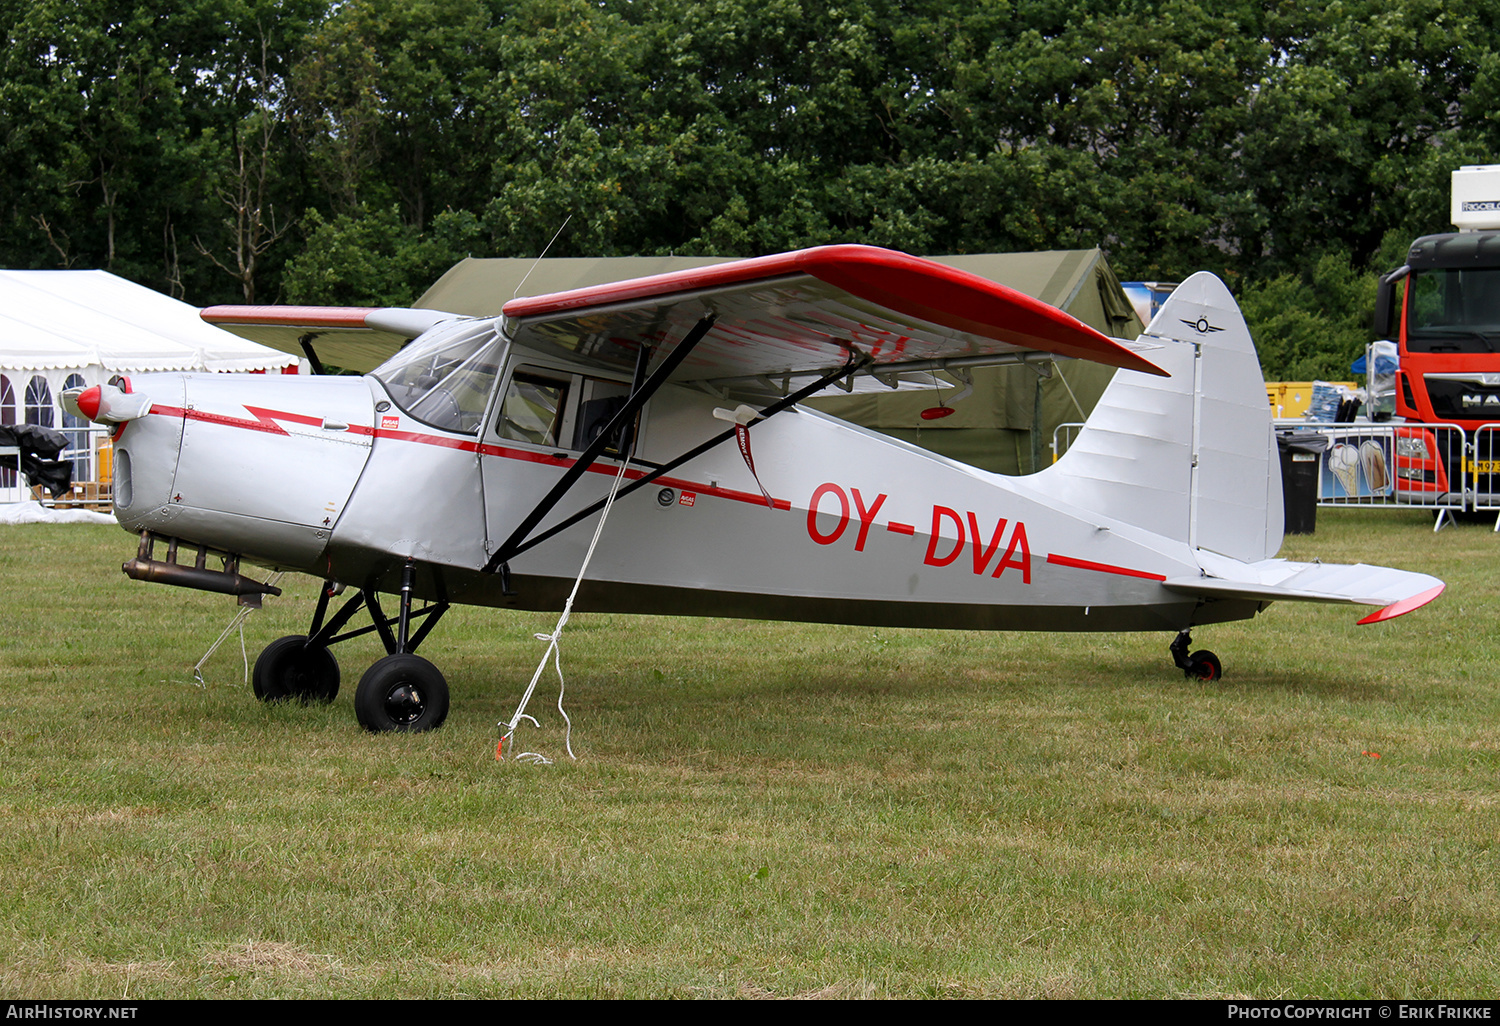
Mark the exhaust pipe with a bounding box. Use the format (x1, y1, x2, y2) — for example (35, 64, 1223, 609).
(122, 532, 283, 599)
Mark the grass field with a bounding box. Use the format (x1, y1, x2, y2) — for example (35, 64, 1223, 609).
(0, 510, 1495, 998)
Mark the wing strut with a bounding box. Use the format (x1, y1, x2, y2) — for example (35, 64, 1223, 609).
(491, 349, 867, 569)
(299, 333, 327, 376)
(483, 315, 718, 576)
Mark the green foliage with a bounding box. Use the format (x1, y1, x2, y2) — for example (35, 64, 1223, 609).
(1238, 252, 1379, 380)
(289, 0, 500, 228)
(282, 206, 480, 305)
(1238, 0, 1500, 273)
(0, 0, 324, 302)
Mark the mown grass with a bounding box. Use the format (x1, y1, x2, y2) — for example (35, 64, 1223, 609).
(0, 510, 1496, 998)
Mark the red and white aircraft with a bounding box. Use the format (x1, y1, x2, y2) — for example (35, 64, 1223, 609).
(65, 246, 1442, 732)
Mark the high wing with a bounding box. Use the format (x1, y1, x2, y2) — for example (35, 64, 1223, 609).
(199, 306, 459, 374)
(203, 245, 1166, 381)
(498, 245, 1166, 382)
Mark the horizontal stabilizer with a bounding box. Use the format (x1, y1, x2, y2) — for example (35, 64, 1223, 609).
(1165, 550, 1444, 623)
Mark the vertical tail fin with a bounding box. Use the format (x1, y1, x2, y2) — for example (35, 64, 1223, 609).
(1041, 272, 1283, 563)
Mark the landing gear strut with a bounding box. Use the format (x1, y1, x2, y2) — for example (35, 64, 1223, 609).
(251, 560, 452, 732)
(1170, 630, 1222, 682)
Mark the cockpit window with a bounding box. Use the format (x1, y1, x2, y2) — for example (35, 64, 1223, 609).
(497, 372, 569, 446)
(372, 319, 503, 434)
(491, 367, 640, 455)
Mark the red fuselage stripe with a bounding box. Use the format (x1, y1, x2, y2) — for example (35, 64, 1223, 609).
(148, 405, 788, 511)
(1045, 553, 1166, 582)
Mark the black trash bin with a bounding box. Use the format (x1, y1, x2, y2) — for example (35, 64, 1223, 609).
(1277, 432, 1327, 534)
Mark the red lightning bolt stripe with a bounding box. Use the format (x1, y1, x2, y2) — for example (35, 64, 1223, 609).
(149, 404, 321, 436)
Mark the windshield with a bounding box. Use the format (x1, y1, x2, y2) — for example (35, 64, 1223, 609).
(1405, 268, 1500, 354)
(372, 319, 504, 433)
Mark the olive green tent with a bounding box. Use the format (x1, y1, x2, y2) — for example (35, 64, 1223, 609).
(416, 248, 1143, 475)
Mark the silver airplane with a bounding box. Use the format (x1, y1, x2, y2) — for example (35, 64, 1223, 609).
(64, 246, 1443, 732)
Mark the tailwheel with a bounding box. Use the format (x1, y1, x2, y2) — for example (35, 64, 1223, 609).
(252, 635, 340, 704)
(355, 654, 449, 733)
(1169, 630, 1224, 682)
(1185, 650, 1222, 682)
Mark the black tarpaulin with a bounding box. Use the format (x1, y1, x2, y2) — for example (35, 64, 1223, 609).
(0, 424, 73, 496)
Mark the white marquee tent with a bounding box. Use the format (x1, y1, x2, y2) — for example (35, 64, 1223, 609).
(0, 270, 296, 500)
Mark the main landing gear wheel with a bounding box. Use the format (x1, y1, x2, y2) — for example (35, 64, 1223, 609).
(354, 654, 449, 733)
(252, 635, 340, 703)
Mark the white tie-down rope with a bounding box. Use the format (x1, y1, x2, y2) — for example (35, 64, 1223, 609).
(500, 454, 633, 764)
(192, 572, 284, 686)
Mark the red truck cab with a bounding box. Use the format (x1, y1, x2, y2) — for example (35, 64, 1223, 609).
(1374, 167, 1500, 505)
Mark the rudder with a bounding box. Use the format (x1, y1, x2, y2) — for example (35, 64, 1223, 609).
(1041, 272, 1282, 563)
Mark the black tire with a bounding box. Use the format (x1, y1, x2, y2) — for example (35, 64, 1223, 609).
(354, 654, 449, 733)
(252, 635, 340, 703)
(1185, 649, 1223, 682)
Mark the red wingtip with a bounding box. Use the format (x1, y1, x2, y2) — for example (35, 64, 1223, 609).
(1357, 583, 1445, 625)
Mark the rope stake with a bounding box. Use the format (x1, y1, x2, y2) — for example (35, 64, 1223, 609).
(193, 572, 284, 685)
(499, 453, 633, 763)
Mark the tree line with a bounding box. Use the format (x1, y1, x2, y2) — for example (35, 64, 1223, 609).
(2, 0, 1497, 379)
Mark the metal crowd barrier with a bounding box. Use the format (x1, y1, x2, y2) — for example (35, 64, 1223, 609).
(1470, 424, 1500, 531)
(0, 445, 19, 503)
(1051, 422, 1085, 462)
(1284, 421, 1488, 530)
